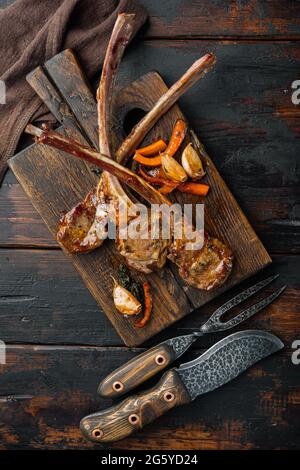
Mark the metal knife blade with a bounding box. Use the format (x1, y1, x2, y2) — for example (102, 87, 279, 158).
(80, 330, 283, 443)
(177, 329, 284, 400)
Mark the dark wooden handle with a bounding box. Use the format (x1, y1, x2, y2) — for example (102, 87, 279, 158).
(97, 343, 176, 398)
(81, 369, 190, 443)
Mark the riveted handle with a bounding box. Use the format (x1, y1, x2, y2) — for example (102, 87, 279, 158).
(81, 369, 191, 443)
(98, 343, 176, 398)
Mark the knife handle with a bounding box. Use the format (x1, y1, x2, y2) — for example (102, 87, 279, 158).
(81, 369, 190, 443)
(98, 343, 176, 398)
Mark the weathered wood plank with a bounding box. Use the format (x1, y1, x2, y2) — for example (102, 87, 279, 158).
(1, 1, 300, 39)
(44, 50, 99, 148)
(0, 345, 298, 449)
(0, 171, 57, 248)
(139, 0, 300, 39)
(26, 66, 84, 139)
(0, 249, 298, 347)
(1, 171, 299, 252)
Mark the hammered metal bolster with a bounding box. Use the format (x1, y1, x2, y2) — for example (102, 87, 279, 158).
(165, 334, 199, 358)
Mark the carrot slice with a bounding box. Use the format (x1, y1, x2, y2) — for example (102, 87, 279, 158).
(136, 139, 167, 156)
(158, 183, 179, 194)
(133, 121, 186, 167)
(162, 119, 187, 158)
(133, 152, 162, 167)
(177, 182, 210, 196)
(135, 282, 152, 328)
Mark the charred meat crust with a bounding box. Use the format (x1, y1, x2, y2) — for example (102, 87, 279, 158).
(168, 234, 234, 291)
(57, 190, 107, 253)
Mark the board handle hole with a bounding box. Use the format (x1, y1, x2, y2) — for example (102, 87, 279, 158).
(123, 108, 147, 136)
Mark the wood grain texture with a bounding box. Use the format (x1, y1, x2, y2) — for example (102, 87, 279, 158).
(97, 342, 176, 398)
(9, 57, 270, 344)
(81, 369, 190, 443)
(1, 0, 300, 39)
(0, 344, 298, 449)
(45, 49, 99, 149)
(0, 250, 298, 347)
(139, 0, 300, 39)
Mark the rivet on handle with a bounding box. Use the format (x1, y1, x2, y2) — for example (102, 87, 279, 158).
(128, 414, 140, 425)
(113, 380, 124, 392)
(163, 391, 175, 402)
(92, 428, 103, 439)
(155, 354, 167, 366)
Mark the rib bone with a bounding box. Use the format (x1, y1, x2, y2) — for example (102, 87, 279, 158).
(26, 124, 169, 206)
(116, 53, 216, 164)
(97, 13, 136, 157)
(96, 13, 171, 273)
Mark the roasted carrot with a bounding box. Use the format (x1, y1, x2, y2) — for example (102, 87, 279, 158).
(158, 184, 178, 194)
(135, 282, 152, 328)
(136, 139, 167, 156)
(133, 152, 162, 166)
(139, 168, 177, 187)
(162, 119, 187, 158)
(177, 182, 210, 196)
(139, 169, 209, 196)
(134, 121, 186, 166)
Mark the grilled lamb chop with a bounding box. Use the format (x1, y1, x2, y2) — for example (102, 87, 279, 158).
(57, 189, 106, 253)
(168, 233, 233, 291)
(57, 43, 216, 256)
(98, 171, 170, 273)
(26, 123, 233, 290)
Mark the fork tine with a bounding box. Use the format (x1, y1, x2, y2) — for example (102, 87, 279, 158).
(211, 274, 279, 322)
(214, 286, 286, 332)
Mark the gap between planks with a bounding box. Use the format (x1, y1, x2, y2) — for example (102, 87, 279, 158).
(145, 35, 300, 42)
(2, 342, 292, 354)
(0, 245, 297, 255)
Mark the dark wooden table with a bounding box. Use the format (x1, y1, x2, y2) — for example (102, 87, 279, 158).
(0, 1, 299, 450)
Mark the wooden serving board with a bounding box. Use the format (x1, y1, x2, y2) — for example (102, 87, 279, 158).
(9, 49, 271, 346)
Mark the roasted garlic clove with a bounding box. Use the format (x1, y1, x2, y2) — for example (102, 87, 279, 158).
(161, 154, 187, 183)
(112, 278, 142, 316)
(181, 143, 205, 180)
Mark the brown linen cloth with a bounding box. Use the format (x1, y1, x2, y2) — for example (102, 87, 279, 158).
(0, 0, 147, 185)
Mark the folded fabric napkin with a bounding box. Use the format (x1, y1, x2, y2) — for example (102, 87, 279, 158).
(0, 0, 147, 185)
